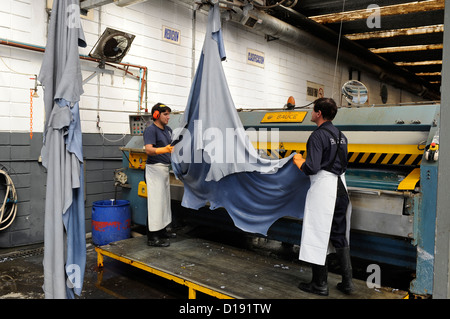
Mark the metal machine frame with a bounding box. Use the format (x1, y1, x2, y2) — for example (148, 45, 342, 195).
(119, 104, 440, 296)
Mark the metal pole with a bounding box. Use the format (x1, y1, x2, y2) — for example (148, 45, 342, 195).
(433, 0, 450, 299)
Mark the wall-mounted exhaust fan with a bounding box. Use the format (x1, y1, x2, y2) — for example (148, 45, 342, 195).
(89, 27, 135, 64)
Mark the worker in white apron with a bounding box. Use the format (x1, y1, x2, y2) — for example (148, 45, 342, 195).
(143, 103, 176, 247)
(293, 97, 354, 296)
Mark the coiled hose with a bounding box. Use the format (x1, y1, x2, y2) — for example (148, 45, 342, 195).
(0, 169, 17, 231)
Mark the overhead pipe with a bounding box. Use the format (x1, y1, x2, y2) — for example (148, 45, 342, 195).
(114, 0, 148, 6)
(80, 0, 440, 99)
(80, 0, 148, 10)
(274, 5, 440, 100)
(173, 0, 439, 100)
(0, 38, 149, 111)
(225, 4, 440, 100)
(0, 39, 147, 73)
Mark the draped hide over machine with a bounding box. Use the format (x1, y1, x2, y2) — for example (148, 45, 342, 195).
(170, 3, 310, 235)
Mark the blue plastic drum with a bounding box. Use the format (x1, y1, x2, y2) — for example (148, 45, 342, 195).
(91, 200, 131, 246)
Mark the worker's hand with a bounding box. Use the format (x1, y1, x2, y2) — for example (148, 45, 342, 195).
(293, 153, 306, 171)
(155, 144, 174, 155)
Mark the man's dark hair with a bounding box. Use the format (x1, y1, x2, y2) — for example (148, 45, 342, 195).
(313, 98, 337, 121)
(151, 102, 171, 116)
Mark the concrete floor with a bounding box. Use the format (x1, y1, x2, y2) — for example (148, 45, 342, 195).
(0, 239, 189, 299)
(0, 224, 413, 300)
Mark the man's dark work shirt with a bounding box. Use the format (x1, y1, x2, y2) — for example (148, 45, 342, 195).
(143, 123, 172, 165)
(301, 121, 348, 176)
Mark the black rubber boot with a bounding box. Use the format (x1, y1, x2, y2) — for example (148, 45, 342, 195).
(161, 228, 176, 239)
(298, 264, 329, 296)
(336, 247, 354, 294)
(147, 230, 170, 247)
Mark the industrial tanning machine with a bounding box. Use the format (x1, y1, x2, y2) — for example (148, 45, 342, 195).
(119, 102, 440, 297)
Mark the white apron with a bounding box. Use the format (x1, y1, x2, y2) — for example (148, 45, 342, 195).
(145, 163, 172, 231)
(299, 170, 352, 266)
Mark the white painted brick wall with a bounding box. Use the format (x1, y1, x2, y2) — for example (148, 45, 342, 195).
(0, 0, 428, 135)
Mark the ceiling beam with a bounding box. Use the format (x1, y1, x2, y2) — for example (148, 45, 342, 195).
(395, 60, 442, 66)
(309, 0, 445, 24)
(370, 43, 443, 53)
(416, 72, 442, 76)
(345, 24, 443, 40)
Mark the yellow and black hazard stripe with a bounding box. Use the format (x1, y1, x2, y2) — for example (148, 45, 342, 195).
(346, 144, 423, 166)
(256, 142, 424, 166)
(348, 152, 422, 166)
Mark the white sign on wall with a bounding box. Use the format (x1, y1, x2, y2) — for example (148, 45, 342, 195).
(306, 81, 325, 101)
(162, 26, 181, 45)
(247, 48, 265, 68)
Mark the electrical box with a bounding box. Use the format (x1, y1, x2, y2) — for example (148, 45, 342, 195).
(138, 181, 147, 198)
(129, 114, 153, 136)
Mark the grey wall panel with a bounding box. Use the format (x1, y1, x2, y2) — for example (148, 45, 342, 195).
(0, 132, 131, 248)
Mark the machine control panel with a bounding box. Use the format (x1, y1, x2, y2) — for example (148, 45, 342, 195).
(129, 114, 153, 136)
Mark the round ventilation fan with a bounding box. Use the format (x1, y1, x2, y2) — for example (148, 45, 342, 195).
(89, 27, 135, 63)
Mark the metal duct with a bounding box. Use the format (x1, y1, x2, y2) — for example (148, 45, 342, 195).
(226, 5, 440, 100)
(81, 0, 439, 100)
(114, 0, 148, 7)
(80, 0, 148, 10)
